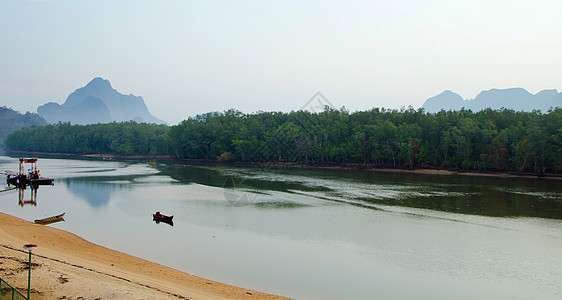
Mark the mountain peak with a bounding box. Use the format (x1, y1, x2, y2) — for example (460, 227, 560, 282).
(535, 89, 558, 97)
(437, 90, 461, 97)
(85, 77, 112, 89)
(421, 88, 561, 113)
(475, 87, 531, 98)
(421, 90, 464, 112)
(37, 78, 166, 125)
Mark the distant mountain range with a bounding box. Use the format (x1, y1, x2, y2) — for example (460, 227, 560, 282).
(37, 77, 166, 125)
(421, 88, 562, 113)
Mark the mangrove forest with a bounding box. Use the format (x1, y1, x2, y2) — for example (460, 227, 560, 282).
(5, 107, 561, 174)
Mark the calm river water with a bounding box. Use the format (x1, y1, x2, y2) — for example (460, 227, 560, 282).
(1, 154, 561, 300)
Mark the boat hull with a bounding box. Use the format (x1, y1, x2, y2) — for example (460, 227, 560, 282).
(153, 214, 173, 225)
(7, 175, 54, 187)
(34, 213, 65, 225)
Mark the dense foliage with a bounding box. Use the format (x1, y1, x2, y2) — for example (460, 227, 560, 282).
(5, 122, 169, 155)
(6, 107, 562, 174)
(0, 106, 47, 147)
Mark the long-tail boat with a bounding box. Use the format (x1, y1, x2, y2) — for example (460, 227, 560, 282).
(34, 212, 65, 225)
(153, 211, 173, 225)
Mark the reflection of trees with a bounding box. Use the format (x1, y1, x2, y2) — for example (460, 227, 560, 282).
(160, 163, 562, 219)
(365, 176, 562, 219)
(160, 164, 329, 195)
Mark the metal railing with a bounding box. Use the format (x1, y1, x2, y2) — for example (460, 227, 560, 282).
(0, 277, 27, 300)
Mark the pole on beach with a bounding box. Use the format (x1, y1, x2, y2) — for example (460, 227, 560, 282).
(23, 244, 38, 300)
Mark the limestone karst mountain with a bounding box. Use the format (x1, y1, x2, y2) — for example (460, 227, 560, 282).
(421, 88, 562, 113)
(37, 77, 166, 125)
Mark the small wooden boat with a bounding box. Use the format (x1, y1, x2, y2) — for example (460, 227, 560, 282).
(153, 212, 173, 221)
(34, 212, 65, 225)
(153, 212, 173, 225)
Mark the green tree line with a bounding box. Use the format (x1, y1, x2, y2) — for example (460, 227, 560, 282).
(6, 107, 562, 174)
(0, 106, 46, 147)
(5, 121, 169, 155)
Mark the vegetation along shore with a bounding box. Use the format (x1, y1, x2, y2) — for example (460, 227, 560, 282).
(4, 107, 561, 176)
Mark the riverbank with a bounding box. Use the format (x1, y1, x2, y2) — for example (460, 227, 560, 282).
(0, 212, 289, 300)
(4, 150, 561, 180)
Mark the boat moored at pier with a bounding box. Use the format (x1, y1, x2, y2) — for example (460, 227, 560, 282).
(6, 158, 54, 187)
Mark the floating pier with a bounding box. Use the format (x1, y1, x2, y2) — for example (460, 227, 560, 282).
(6, 158, 54, 187)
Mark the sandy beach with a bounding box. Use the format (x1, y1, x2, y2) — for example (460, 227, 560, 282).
(0, 212, 290, 300)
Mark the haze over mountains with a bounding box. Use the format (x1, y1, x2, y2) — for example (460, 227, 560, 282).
(32, 78, 561, 127)
(421, 88, 562, 113)
(37, 77, 166, 125)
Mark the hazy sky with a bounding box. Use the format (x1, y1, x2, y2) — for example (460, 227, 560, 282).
(1, 0, 561, 124)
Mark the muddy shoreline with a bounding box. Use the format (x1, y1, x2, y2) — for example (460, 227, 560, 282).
(4, 150, 560, 180)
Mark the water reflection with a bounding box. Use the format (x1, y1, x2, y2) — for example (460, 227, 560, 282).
(60, 178, 121, 208)
(2, 156, 562, 299)
(18, 185, 38, 206)
(1, 184, 45, 207)
(157, 164, 562, 219)
(58, 168, 175, 208)
(161, 164, 330, 193)
(153, 214, 174, 226)
(352, 175, 562, 219)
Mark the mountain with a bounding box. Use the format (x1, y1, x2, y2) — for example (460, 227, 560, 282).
(0, 107, 47, 148)
(37, 77, 166, 125)
(421, 88, 562, 113)
(421, 90, 465, 112)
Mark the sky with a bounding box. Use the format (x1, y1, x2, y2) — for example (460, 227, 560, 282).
(1, 0, 561, 125)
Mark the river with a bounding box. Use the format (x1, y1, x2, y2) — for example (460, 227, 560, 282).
(1, 154, 561, 299)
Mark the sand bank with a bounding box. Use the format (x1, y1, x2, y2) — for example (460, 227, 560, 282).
(0, 213, 289, 300)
